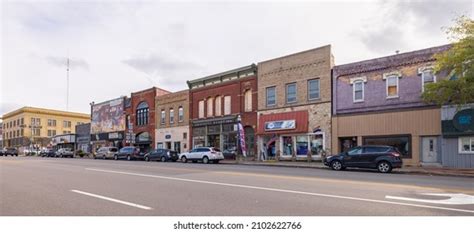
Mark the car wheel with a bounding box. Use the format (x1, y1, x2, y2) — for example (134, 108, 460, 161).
(377, 161, 392, 173)
(127, 155, 131, 161)
(114, 155, 118, 160)
(161, 156, 166, 162)
(145, 156, 150, 162)
(202, 156, 209, 164)
(331, 160, 343, 171)
(103, 155, 106, 160)
(181, 156, 187, 163)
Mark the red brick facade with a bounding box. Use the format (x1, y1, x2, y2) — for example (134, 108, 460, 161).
(129, 87, 170, 150)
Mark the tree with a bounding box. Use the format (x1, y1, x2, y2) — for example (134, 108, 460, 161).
(422, 16, 474, 106)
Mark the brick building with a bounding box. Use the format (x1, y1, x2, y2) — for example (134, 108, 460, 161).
(332, 45, 450, 166)
(155, 90, 190, 154)
(188, 64, 258, 159)
(128, 87, 171, 152)
(257, 45, 333, 161)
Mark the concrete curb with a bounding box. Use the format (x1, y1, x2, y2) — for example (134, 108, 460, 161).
(222, 161, 474, 178)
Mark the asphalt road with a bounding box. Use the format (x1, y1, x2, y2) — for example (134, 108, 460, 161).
(0, 156, 473, 216)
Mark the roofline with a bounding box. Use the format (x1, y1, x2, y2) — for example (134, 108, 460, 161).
(186, 64, 257, 86)
(333, 44, 451, 72)
(131, 86, 171, 96)
(258, 44, 331, 64)
(91, 96, 126, 107)
(2, 106, 90, 119)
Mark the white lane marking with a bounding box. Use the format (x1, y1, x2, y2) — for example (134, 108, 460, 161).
(71, 189, 152, 210)
(85, 168, 474, 214)
(386, 193, 474, 205)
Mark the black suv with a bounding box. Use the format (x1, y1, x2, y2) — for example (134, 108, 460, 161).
(3, 148, 18, 156)
(144, 149, 179, 162)
(324, 145, 403, 173)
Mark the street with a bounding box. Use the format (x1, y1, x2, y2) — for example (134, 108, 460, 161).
(0, 157, 473, 216)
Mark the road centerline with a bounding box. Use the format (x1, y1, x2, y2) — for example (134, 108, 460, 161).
(85, 167, 474, 214)
(70, 189, 152, 210)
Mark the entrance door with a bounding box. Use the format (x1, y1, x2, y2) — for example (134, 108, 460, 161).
(422, 137, 438, 163)
(174, 142, 181, 153)
(165, 142, 172, 150)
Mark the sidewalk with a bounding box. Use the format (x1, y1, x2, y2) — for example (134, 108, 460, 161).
(220, 160, 474, 178)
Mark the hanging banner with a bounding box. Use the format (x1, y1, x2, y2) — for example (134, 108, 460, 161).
(238, 122, 247, 157)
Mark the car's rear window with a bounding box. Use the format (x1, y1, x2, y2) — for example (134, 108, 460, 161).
(211, 148, 221, 152)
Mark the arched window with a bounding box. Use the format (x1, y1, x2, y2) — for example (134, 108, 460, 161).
(244, 90, 252, 112)
(178, 106, 184, 122)
(136, 101, 149, 126)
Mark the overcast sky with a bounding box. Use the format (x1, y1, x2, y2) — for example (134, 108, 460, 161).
(1, 0, 472, 116)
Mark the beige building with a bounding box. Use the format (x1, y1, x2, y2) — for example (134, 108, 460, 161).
(155, 90, 190, 153)
(2, 107, 90, 148)
(256, 45, 334, 161)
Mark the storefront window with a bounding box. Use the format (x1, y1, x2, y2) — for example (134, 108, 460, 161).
(310, 134, 324, 156)
(208, 125, 220, 134)
(296, 136, 308, 156)
(222, 124, 235, 132)
(363, 135, 411, 158)
(223, 133, 237, 154)
(193, 136, 205, 148)
(282, 136, 293, 156)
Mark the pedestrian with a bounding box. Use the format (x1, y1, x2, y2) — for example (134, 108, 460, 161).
(261, 143, 267, 161)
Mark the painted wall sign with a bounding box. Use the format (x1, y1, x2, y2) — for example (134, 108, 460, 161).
(264, 120, 296, 131)
(453, 108, 474, 132)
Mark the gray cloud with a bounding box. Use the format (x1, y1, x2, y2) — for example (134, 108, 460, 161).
(45, 56, 89, 70)
(355, 0, 471, 54)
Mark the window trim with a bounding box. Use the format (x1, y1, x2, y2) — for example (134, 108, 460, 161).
(419, 67, 436, 92)
(352, 80, 365, 103)
(161, 109, 166, 125)
(266, 86, 276, 107)
(458, 137, 474, 154)
(215, 96, 222, 116)
(178, 106, 184, 122)
(169, 108, 174, 124)
(307, 79, 321, 101)
(198, 100, 205, 119)
(244, 89, 253, 112)
(224, 96, 231, 115)
(286, 82, 297, 104)
(385, 75, 399, 98)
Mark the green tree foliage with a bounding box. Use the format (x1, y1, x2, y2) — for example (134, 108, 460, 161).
(422, 16, 474, 106)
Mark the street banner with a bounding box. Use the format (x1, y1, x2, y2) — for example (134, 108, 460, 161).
(238, 122, 247, 157)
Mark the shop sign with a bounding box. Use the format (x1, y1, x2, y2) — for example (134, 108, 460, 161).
(264, 120, 296, 131)
(109, 132, 119, 139)
(453, 108, 474, 132)
(165, 135, 171, 139)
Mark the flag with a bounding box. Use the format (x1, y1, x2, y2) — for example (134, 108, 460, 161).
(238, 122, 247, 157)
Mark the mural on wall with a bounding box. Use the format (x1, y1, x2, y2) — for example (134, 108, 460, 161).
(91, 98, 125, 134)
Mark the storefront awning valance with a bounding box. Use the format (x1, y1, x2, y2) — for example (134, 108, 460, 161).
(192, 115, 238, 127)
(257, 110, 308, 135)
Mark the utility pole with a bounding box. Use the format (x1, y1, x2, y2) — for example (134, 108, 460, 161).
(66, 57, 70, 111)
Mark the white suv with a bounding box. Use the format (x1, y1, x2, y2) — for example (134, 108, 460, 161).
(179, 147, 224, 164)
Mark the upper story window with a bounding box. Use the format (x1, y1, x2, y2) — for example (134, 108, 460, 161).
(178, 106, 184, 122)
(169, 108, 174, 124)
(198, 100, 205, 119)
(136, 101, 149, 126)
(31, 118, 41, 126)
(353, 81, 364, 102)
(286, 83, 297, 104)
(207, 97, 214, 117)
(63, 120, 71, 128)
(161, 109, 166, 125)
(308, 79, 320, 100)
(266, 86, 276, 107)
(20, 118, 24, 125)
(244, 90, 252, 112)
(419, 67, 436, 92)
(215, 96, 222, 116)
(224, 96, 231, 115)
(383, 72, 401, 99)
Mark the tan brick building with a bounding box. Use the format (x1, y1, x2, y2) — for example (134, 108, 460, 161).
(155, 90, 190, 153)
(256, 45, 334, 161)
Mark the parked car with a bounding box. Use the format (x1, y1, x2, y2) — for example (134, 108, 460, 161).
(0, 148, 6, 156)
(40, 148, 56, 157)
(56, 148, 74, 158)
(144, 148, 179, 162)
(323, 145, 403, 173)
(179, 147, 224, 164)
(94, 147, 118, 160)
(114, 146, 141, 161)
(3, 148, 18, 156)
